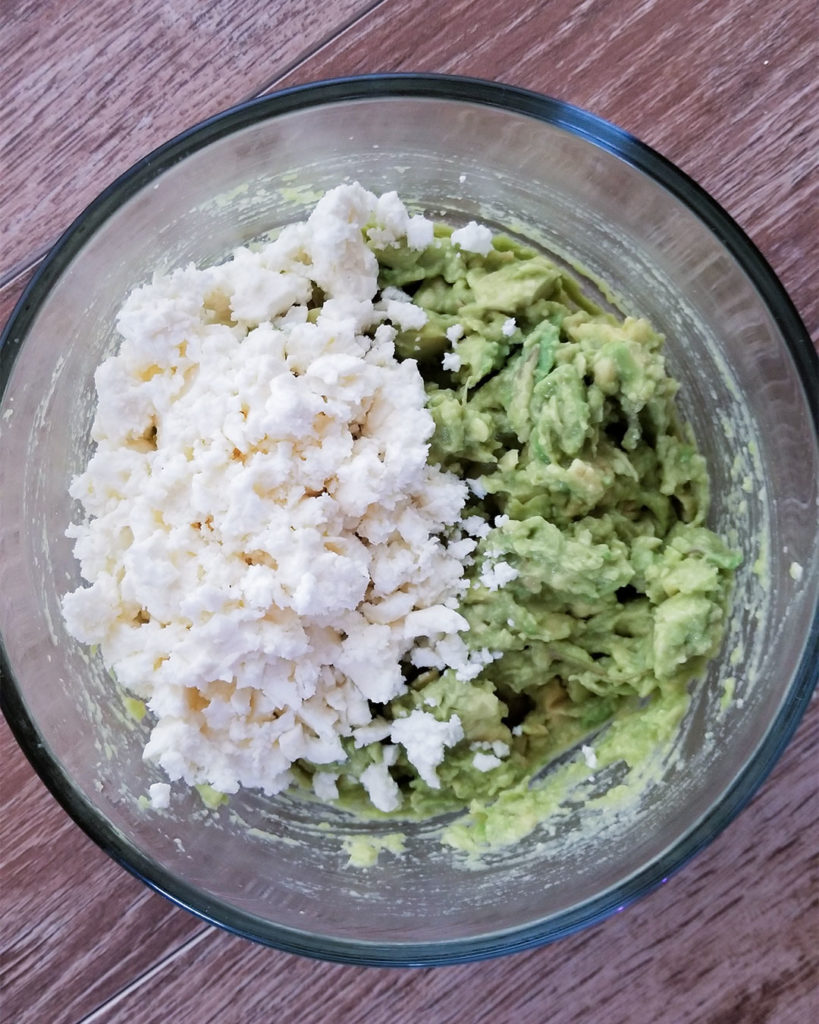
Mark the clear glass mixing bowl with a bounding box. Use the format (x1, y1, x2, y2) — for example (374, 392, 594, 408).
(1, 75, 816, 965)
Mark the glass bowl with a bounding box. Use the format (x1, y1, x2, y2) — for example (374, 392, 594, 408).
(1, 74, 816, 966)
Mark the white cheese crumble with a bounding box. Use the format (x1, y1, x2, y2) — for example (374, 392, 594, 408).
(472, 749, 499, 770)
(445, 323, 464, 343)
(471, 739, 510, 757)
(470, 739, 509, 772)
(62, 184, 475, 810)
(312, 771, 340, 802)
(581, 744, 598, 769)
(148, 782, 171, 809)
(462, 515, 491, 539)
(442, 351, 462, 372)
(360, 760, 402, 812)
(451, 221, 494, 256)
(478, 560, 519, 592)
(789, 561, 804, 581)
(472, 752, 502, 772)
(501, 317, 517, 337)
(351, 719, 393, 747)
(389, 710, 464, 789)
(450, 646, 502, 681)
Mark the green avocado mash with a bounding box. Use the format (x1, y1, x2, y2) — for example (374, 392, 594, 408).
(300, 225, 741, 835)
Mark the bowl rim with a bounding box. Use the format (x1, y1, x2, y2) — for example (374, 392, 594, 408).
(1, 71, 817, 967)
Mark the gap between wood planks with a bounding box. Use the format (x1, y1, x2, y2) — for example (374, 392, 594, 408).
(0, 0, 389, 301)
(243, 0, 389, 101)
(75, 928, 214, 1024)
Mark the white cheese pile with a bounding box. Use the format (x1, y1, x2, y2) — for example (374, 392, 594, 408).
(62, 184, 488, 811)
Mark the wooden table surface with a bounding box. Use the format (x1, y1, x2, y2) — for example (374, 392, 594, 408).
(1, 1, 817, 1021)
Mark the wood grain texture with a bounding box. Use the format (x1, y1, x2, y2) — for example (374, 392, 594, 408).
(1, 0, 817, 1021)
(32, 705, 819, 1024)
(0, 0, 380, 282)
(0, 716, 205, 1024)
(274, 0, 819, 339)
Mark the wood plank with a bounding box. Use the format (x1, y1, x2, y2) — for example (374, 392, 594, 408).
(0, 716, 206, 1024)
(65, 704, 819, 1024)
(272, 0, 819, 340)
(0, 0, 380, 283)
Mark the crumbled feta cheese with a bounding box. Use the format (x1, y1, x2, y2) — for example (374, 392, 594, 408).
(62, 184, 475, 810)
(352, 719, 393, 747)
(406, 215, 434, 250)
(450, 221, 494, 256)
(450, 645, 501, 682)
(462, 515, 491, 539)
(149, 782, 171, 809)
(501, 317, 517, 337)
(789, 561, 804, 581)
(312, 772, 339, 801)
(360, 760, 401, 812)
(446, 323, 464, 343)
(389, 710, 464, 789)
(383, 298, 428, 331)
(442, 351, 462, 372)
(581, 744, 598, 769)
(470, 739, 510, 759)
(381, 285, 413, 303)
(478, 560, 519, 591)
(366, 192, 434, 251)
(472, 751, 502, 772)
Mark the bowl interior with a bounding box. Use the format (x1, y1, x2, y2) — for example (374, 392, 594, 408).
(1, 84, 816, 962)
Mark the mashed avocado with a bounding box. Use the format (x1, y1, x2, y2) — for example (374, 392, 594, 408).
(302, 224, 740, 828)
